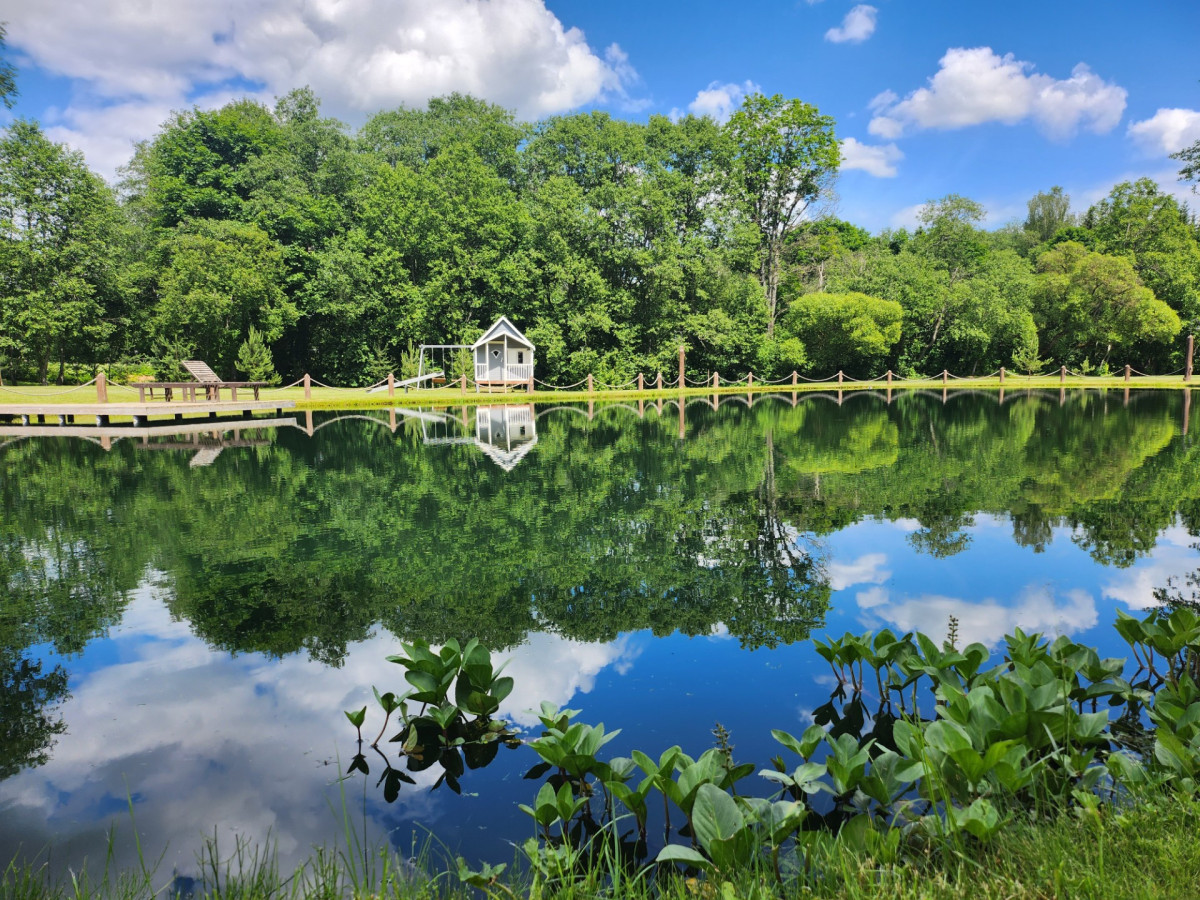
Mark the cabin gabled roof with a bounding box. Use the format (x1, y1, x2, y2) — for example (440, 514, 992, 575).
(471, 315, 535, 350)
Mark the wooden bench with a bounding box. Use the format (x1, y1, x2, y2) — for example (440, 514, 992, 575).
(139, 362, 266, 402)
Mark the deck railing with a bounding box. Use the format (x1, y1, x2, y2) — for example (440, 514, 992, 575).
(475, 363, 533, 382)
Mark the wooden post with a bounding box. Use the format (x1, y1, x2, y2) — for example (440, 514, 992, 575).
(303, 373, 312, 401)
(587, 373, 594, 393)
(1125, 364, 1131, 382)
(714, 372, 720, 389)
(461, 373, 467, 394)
(999, 367, 1005, 385)
(1060, 365, 1066, 383)
(837, 370, 844, 385)
(886, 370, 893, 387)
(387, 372, 395, 398)
(638, 372, 644, 391)
(96, 371, 108, 403)
(678, 346, 685, 388)
(1187, 334, 1194, 383)
(942, 369, 948, 386)
(656, 372, 662, 390)
(792, 370, 798, 387)
(747, 372, 754, 389)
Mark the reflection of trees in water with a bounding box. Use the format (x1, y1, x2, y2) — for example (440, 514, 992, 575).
(0, 391, 1198, 776)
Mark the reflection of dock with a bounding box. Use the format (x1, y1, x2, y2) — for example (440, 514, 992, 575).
(0, 399, 294, 428)
(0, 416, 298, 459)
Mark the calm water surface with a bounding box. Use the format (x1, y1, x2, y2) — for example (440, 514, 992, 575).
(1, 389, 1199, 876)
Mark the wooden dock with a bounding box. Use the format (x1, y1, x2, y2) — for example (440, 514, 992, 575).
(0, 398, 294, 427)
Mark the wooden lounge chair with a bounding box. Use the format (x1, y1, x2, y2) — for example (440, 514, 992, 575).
(137, 360, 267, 403)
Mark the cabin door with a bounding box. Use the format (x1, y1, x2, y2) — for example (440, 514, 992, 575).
(488, 345, 504, 382)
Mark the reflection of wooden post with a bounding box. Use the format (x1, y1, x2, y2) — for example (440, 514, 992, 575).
(1059, 386, 1066, 406)
(942, 386, 947, 404)
(656, 398, 663, 415)
(388, 372, 395, 398)
(1125, 364, 1131, 382)
(303, 373, 312, 401)
(389, 409, 397, 432)
(678, 346, 685, 388)
(96, 371, 108, 403)
(638, 399, 645, 418)
(886, 386, 893, 404)
(1185, 388, 1192, 436)
(305, 410, 314, 436)
(791, 391, 797, 407)
(638, 372, 644, 391)
(837, 389, 843, 405)
(587, 373, 593, 393)
(678, 398, 685, 439)
(1060, 365, 1066, 383)
(999, 386, 1005, 405)
(1187, 335, 1194, 383)
(588, 399, 594, 420)
(746, 392, 753, 408)
(1124, 385, 1129, 406)
(100, 434, 111, 451)
(999, 367, 1005, 385)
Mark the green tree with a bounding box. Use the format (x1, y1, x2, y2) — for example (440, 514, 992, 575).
(1024, 186, 1074, 243)
(781, 291, 901, 377)
(1033, 241, 1181, 366)
(152, 219, 295, 377)
(0, 23, 17, 109)
(725, 94, 840, 339)
(0, 120, 123, 382)
(235, 326, 280, 384)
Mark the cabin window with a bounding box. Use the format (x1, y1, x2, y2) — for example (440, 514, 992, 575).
(520, 426, 527, 436)
(517, 351, 524, 364)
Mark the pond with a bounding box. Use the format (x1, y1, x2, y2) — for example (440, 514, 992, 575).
(1, 388, 1198, 879)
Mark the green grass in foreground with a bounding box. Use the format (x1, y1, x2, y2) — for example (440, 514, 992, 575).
(5, 792, 1199, 900)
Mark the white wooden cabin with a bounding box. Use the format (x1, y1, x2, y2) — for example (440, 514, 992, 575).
(473, 316, 534, 389)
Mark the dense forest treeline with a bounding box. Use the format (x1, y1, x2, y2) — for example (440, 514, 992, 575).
(2, 87, 1200, 385)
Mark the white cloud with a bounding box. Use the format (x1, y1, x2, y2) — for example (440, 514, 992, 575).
(671, 79, 760, 124)
(860, 585, 1098, 649)
(825, 5, 877, 44)
(840, 137, 903, 177)
(868, 47, 1126, 141)
(1128, 108, 1200, 156)
(0, 587, 639, 878)
(888, 203, 925, 229)
(828, 552, 890, 591)
(4, 0, 640, 178)
(1103, 526, 1198, 611)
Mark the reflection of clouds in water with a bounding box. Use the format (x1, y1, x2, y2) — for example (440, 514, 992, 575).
(856, 585, 1097, 648)
(856, 586, 889, 609)
(1104, 527, 1199, 611)
(0, 591, 638, 877)
(498, 633, 639, 727)
(828, 553, 890, 591)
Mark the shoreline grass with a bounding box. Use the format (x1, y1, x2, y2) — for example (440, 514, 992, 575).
(0, 374, 1193, 417)
(5, 791, 1199, 899)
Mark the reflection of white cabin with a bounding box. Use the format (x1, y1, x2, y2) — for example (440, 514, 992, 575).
(475, 405, 537, 471)
(473, 316, 534, 389)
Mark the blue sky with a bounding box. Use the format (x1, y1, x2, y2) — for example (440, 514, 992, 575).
(2, 0, 1198, 231)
